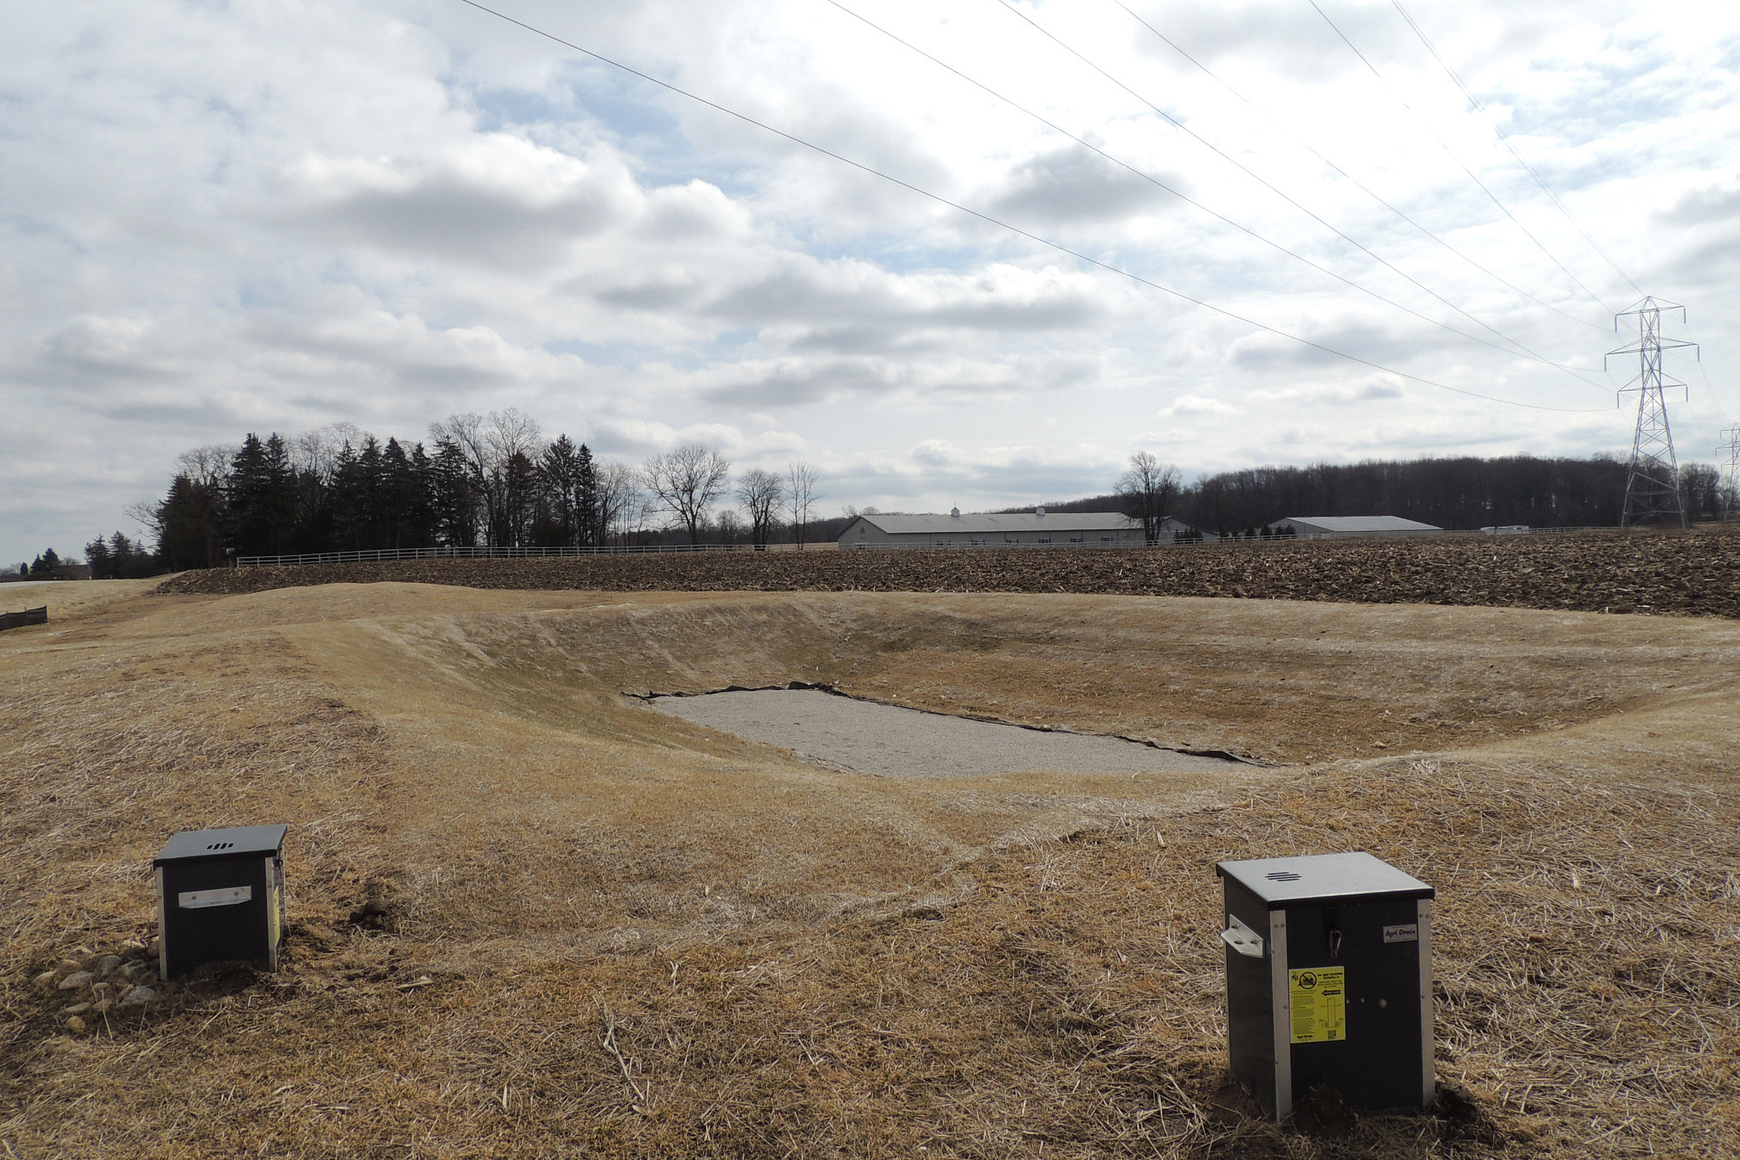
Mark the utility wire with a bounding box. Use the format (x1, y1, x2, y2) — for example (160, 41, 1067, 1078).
(820, 0, 1602, 385)
(1306, 0, 1617, 316)
(1109, 0, 1607, 334)
(449, 0, 1611, 414)
(984, 0, 1599, 375)
(1387, 0, 1645, 298)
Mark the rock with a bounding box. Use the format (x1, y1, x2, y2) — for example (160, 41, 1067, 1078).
(58, 971, 94, 991)
(92, 999, 114, 1015)
(119, 939, 147, 956)
(58, 959, 81, 975)
(97, 955, 123, 976)
(90, 982, 112, 999)
(64, 1003, 91, 1015)
(33, 970, 57, 990)
(66, 1016, 86, 1034)
(118, 985, 157, 1007)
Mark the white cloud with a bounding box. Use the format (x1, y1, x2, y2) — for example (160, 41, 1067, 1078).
(1163, 394, 1239, 417)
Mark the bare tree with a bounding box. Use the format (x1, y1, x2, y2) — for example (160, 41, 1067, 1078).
(786, 461, 820, 548)
(1117, 452, 1182, 544)
(175, 444, 240, 489)
(737, 468, 784, 548)
(594, 460, 640, 546)
(642, 445, 731, 543)
(714, 508, 743, 543)
(290, 423, 368, 483)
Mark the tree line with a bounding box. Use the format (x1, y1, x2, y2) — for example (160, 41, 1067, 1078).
(13, 436, 1732, 580)
(1083, 452, 1730, 537)
(132, 410, 824, 570)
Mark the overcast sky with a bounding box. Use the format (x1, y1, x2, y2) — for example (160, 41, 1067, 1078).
(5, 0, 1740, 563)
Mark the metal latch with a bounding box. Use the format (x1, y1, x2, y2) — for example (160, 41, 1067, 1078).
(178, 886, 253, 909)
(1221, 913, 1265, 958)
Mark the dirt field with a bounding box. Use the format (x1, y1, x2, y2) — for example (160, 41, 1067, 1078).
(2, 581, 1738, 1158)
(161, 526, 1740, 619)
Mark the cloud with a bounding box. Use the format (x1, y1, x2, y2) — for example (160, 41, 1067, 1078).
(1252, 375, 1408, 406)
(987, 147, 1180, 228)
(274, 136, 681, 268)
(1162, 393, 1238, 417)
(4, 0, 1740, 563)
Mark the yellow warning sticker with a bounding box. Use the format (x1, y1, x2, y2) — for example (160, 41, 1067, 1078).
(1289, 967, 1346, 1044)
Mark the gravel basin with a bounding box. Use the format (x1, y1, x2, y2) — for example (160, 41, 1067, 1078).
(644, 688, 1239, 778)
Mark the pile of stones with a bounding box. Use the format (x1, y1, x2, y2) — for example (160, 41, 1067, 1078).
(33, 939, 163, 1032)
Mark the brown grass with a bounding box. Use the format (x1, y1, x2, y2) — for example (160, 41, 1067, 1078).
(2, 584, 1738, 1157)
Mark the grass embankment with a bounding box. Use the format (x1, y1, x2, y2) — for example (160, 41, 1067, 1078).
(2, 584, 1736, 1157)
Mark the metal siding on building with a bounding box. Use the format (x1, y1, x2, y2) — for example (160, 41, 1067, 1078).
(837, 511, 1161, 549)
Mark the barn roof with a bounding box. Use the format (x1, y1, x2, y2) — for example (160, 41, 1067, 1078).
(851, 511, 1141, 535)
(1283, 515, 1443, 533)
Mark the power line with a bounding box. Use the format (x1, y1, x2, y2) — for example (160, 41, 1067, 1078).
(449, 0, 1611, 415)
(1387, 0, 1645, 298)
(984, 0, 1597, 389)
(1306, 0, 1618, 316)
(1109, 0, 1607, 334)
(820, 0, 1604, 386)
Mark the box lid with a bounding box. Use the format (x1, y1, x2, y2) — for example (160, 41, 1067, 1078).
(154, 824, 288, 866)
(1216, 851, 1433, 906)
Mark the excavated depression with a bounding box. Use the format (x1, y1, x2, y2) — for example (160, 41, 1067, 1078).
(644, 688, 1241, 778)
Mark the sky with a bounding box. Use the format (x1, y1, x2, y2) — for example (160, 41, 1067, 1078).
(5, 0, 1740, 563)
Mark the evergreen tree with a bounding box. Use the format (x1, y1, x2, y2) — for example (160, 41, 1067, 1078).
(85, 535, 112, 578)
(156, 474, 225, 569)
(430, 438, 480, 547)
(575, 442, 598, 546)
(226, 433, 297, 556)
(536, 435, 589, 546)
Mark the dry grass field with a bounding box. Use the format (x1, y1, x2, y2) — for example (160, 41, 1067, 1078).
(3, 577, 1738, 1158)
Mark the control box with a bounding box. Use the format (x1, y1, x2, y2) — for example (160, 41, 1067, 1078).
(1216, 851, 1434, 1118)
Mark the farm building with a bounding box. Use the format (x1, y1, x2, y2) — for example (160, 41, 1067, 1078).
(837, 509, 1182, 549)
(1275, 515, 1444, 539)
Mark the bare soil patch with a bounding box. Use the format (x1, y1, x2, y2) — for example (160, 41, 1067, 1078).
(2, 584, 1737, 1158)
(159, 526, 1740, 618)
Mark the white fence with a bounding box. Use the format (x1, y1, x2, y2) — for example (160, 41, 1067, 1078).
(234, 543, 777, 567)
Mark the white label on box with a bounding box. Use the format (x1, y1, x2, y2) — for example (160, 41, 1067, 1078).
(178, 886, 252, 909)
(1383, 922, 1419, 943)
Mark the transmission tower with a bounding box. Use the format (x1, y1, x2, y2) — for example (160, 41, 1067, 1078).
(1606, 297, 1698, 528)
(1719, 425, 1740, 521)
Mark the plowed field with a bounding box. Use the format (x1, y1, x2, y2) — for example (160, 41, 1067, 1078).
(160, 528, 1740, 618)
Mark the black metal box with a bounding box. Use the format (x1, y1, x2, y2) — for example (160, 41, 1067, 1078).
(153, 824, 288, 980)
(1216, 851, 1434, 1118)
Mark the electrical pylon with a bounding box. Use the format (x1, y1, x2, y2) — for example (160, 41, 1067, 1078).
(1719, 425, 1740, 521)
(1606, 297, 1698, 529)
